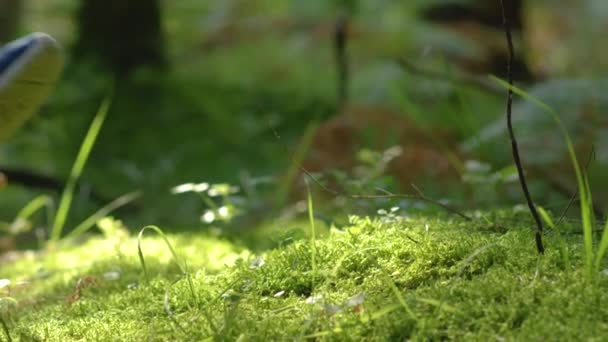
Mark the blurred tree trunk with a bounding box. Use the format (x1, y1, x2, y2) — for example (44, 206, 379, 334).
(73, 0, 166, 77)
(0, 0, 23, 43)
(422, 0, 536, 82)
(423, 0, 523, 31)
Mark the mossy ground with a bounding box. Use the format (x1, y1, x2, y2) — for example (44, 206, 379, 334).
(1, 210, 607, 341)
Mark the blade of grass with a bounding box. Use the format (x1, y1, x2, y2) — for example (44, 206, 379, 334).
(306, 179, 317, 281)
(137, 225, 183, 277)
(50, 96, 112, 242)
(581, 175, 595, 277)
(382, 273, 418, 321)
(595, 218, 608, 271)
(538, 206, 571, 270)
(137, 225, 197, 302)
(15, 195, 52, 222)
(8, 195, 53, 234)
(64, 190, 141, 240)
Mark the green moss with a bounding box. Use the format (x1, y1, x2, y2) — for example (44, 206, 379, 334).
(1, 212, 607, 340)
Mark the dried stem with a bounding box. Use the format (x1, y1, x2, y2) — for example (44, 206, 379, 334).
(500, 0, 544, 254)
(270, 127, 472, 221)
(396, 57, 504, 95)
(555, 146, 596, 226)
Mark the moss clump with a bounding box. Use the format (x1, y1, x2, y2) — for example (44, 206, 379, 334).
(1, 212, 607, 340)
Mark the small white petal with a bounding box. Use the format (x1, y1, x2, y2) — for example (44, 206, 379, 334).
(193, 182, 210, 193)
(202, 211, 216, 223)
(171, 183, 195, 194)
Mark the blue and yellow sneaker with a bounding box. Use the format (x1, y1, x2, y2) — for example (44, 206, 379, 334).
(0, 32, 64, 140)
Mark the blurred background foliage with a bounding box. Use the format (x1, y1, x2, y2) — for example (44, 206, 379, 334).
(0, 0, 607, 248)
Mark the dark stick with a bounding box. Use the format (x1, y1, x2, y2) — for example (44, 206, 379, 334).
(500, 0, 544, 254)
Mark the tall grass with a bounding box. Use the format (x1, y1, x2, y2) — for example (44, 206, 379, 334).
(137, 225, 183, 277)
(306, 180, 317, 280)
(50, 97, 112, 242)
(492, 76, 607, 279)
(6, 92, 137, 247)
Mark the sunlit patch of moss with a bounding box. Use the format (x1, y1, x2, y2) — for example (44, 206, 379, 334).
(0, 232, 248, 304)
(1, 212, 607, 340)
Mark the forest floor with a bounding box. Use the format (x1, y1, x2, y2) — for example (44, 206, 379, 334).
(3, 2, 608, 341)
(1, 209, 607, 340)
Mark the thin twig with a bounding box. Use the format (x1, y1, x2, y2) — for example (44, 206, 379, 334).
(411, 183, 471, 220)
(555, 146, 596, 226)
(376, 185, 471, 220)
(270, 125, 472, 221)
(500, 0, 544, 254)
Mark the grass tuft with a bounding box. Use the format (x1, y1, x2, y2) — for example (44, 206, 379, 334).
(50, 96, 112, 242)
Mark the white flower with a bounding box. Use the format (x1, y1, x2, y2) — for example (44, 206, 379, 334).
(0, 279, 10, 289)
(218, 206, 230, 217)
